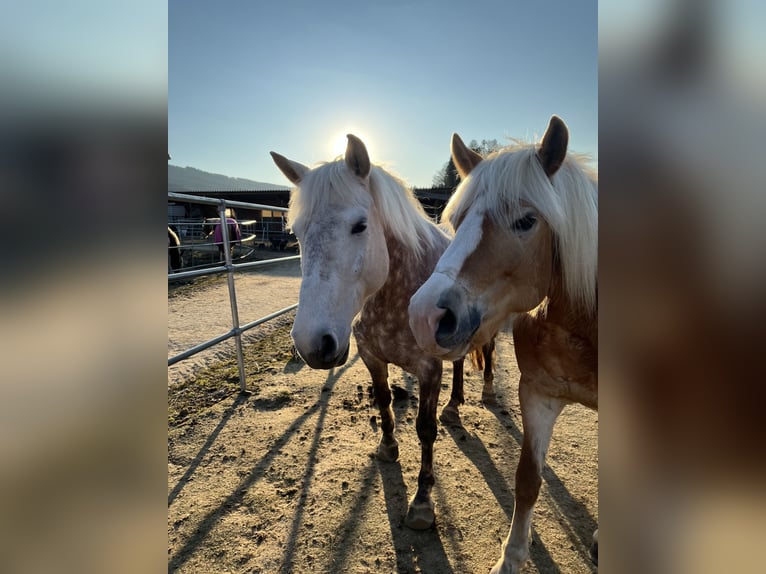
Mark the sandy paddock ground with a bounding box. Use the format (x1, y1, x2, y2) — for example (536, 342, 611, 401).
(168, 258, 598, 573)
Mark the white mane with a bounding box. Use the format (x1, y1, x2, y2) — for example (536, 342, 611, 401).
(288, 159, 443, 259)
(444, 143, 598, 312)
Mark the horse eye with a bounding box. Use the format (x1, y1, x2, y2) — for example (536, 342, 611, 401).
(351, 220, 367, 235)
(512, 214, 537, 232)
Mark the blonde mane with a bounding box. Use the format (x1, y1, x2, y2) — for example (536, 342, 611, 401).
(288, 159, 443, 259)
(444, 143, 598, 312)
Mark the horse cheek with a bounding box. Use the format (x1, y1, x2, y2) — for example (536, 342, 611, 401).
(362, 236, 388, 295)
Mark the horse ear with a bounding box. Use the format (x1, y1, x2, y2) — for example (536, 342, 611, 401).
(345, 134, 370, 179)
(270, 152, 309, 185)
(451, 133, 483, 179)
(537, 115, 569, 177)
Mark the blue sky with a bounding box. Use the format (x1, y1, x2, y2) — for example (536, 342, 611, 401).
(169, 0, 597, 188)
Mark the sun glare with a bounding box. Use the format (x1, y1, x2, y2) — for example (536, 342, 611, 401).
(329, 128, 373, 158)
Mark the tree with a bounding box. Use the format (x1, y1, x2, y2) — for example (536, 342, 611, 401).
(432, 156, 460, 188)
(431, 138, 502, 187)
(468, 138, 501, 156)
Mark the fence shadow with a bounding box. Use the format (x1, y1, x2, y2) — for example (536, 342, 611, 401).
(168, 392, 248, 506)
(168, 357, 357, 573)
(321, 458, 379, 573)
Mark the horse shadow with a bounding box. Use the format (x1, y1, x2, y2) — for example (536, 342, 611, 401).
(451, 395, 597, 571)
(441, 420, 557, 572)
(285, 358, 454, 573)
(282, 354, 306, 374)
(379, 459, 456, 574)
(277, 356, 360, 573)
(339, 366, 454, 574)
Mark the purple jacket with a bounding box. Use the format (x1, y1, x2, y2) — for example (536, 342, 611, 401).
(214, 218, 241, 244)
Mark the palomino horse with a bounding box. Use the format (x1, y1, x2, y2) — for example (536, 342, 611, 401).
(408, 116, 597, 573)
(271, 135, 493, 529)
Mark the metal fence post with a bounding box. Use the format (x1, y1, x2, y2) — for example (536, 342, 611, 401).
(218, 201, 248, 393)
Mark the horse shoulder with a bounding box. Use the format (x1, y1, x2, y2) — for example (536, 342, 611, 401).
(513, 312, 598, 408)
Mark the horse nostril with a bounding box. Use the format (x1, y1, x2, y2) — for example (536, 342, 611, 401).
(319, 334, 337, 361)
(436, 308, 457, 338)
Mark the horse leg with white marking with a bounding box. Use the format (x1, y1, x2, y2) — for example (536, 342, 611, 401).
(491, 378, 566, 574)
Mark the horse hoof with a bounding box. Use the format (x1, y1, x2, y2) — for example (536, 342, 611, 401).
(489, 557, 521, 574)
(376, 439, 399, 462)
(404, 498, 435, 530)
(482, 389, 497, 405)
(589, 528, 598, 565)
(439, 405, 462, 427)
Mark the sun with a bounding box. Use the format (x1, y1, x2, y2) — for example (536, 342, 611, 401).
(329, 128, 373, 158)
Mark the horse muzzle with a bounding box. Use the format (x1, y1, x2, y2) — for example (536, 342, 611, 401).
(409, 278, 481, 360)
(433, 287, 481, 352)
(293, 331, 350, 370)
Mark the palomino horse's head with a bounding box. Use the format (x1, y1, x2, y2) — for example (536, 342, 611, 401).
(409, 116, 597, 360)
(271, 135, 390, 369)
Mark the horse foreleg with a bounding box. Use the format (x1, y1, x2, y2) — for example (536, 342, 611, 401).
(405, 362, 441, 530)
(482, 337, 496, 402)
(491, 376, 565, 574)
(440, 357, 464, 427)
(361, 352, 398, 463)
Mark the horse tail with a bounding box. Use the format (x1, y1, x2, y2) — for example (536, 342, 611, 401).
(469, 338, 496, 371)
(469, 347, 484, 371)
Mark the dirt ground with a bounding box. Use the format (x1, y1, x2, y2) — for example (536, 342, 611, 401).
(168, 253, 302, 387)
(168, 258, 598, 574)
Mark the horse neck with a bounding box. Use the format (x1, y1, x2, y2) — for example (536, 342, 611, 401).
(376, 225, 443, 300)
(543, 263, 598, 347)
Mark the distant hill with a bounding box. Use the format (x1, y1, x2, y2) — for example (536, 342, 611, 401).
(168, 164, 289, 192)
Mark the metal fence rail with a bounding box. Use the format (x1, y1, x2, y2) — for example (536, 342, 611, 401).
(168, 192, 300, 392)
